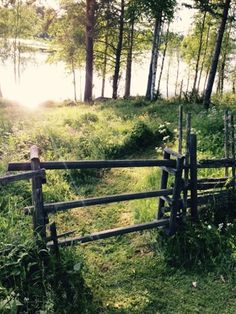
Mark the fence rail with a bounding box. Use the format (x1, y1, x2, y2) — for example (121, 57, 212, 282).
(25, 188, 173, 214)
(47, 219, 170, 248)
(8, 159, 176, 171)
(0, 169, 45, 186)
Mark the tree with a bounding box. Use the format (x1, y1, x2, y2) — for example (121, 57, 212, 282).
(138, 0, 176, 101)
(112, 0, 125, 99)
(203, 0, 231, 109)
(84, 0, 96, 102)
(48, 1, 85, 101)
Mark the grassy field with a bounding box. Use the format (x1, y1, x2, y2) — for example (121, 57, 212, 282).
(1, 96, 236, 313)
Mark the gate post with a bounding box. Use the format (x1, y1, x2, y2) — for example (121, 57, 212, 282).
(189, 134, 198, 222)
(30, 145, 46, 240)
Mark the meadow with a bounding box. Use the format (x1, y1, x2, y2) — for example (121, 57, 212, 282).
(1, 95, 236, 313)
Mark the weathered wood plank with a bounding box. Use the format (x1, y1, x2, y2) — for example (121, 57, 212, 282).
(196, 181, 231, 190)
(46, 230, 76, 242)
(160, 166, 177, 175)
(231, 113, 235, 190)
(197, 159, 235, 168)
(178, 105, 183, 154)
(158, 150, 170, 219)
(169, 156, 185, 234)
(49, 222, 60, 257)
(25, 189, 174, 214)
(197, 177, 229, 182)
(47, 219, 170, 248)
(0, 170, 45, 186)
(164, 147, 184, 159)
(190, 134, 198, 221)
(224, 109, 230, 176)
(30, 146, 46, 239)
(8, 159, 177, 171)
(183, 112, 191, 214)
(160, 195, 173, 205)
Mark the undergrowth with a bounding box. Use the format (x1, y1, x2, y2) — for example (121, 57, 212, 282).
(1, 97, 236, 313)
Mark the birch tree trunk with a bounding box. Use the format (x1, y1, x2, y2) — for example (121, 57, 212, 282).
(175, 51, 180, 96)
(72, 58, 77, 102)
(166, 55, 171, 98)
(112, 0, 125, 99)
(84, 0, 95, 103)
(192, 11, 206, 94)
(157, 22, 170, 96)
(101, 30, 108, 97)
(124, 18, 135, 98)
(197, 22, 211, 93)
(146, 13, 162, 101)
(203, 0, 231, 109)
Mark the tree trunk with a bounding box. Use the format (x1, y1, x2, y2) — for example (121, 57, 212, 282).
(203, 0, 231, 109)
(72, 58, 77, 102)
(112, 0, 124, 99)
(166, 56, 171, 98)
(204, 67, 209, 91)
(146, 13, 162, 101)
(192, 11, 206, 94)
(157, 21, 170, 96)
(124, 18, 135, 98)
(84, 0, 95, 103)
(175, 52, 180, 97)
(197, 22, 211, 93)
(101, 30, 108, 97)
(186, 66, 191, 94)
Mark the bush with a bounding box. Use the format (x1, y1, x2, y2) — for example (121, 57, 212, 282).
(196, 107, 224, 156)
(159, 222, 236, 269)
(0, 241, 94, 313)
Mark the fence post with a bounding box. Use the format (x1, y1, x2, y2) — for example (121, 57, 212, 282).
(178, 105, 183, 154)
(189, 134, 198, 222)
(30, 145, 46, 240)
(183, 113, 191, 216)
(230, 113, 235, 191)
(157, 150, 170, 219)
(50, 222, 60, 258)
(224, 109, 230, 177)
(169, 156, 184, 235)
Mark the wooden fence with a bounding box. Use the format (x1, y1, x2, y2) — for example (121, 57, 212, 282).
(1, 106, 236, 251)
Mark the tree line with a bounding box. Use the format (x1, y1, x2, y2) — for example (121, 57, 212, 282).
(0, 0, 235, 108)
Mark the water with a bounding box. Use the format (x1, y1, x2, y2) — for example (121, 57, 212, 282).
(1, 47, 226, 108)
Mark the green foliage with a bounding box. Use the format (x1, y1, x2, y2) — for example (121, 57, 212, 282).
(160, 222, 236, 269)
(195, 107, 224, 156)
(1, 98, 236, 313)
(0, 241, 93, 313)
(48, 1, 85, 71)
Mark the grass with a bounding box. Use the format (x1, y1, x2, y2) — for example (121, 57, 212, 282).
(1, 96, 236, 312)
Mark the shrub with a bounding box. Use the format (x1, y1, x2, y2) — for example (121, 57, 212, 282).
(0, 241, 93, 313)
(159, 221, 236, 269)
(196, 107, 224, 156)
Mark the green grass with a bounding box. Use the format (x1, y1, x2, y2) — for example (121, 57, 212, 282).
(1, 96, 236, 313)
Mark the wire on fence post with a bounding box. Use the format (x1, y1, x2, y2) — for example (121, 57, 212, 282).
(178, 105, 183, 154)
(30, 145, 46, 240)
(189, 134, 198, 222)
(224, 109, 230, 177)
